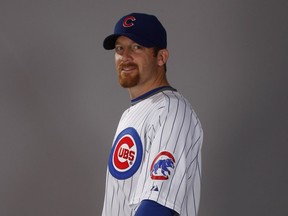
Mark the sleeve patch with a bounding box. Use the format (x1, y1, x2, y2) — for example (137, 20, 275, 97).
(150, 151, 175, 180)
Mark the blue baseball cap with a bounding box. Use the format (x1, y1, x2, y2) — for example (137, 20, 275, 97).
(103, 13, 167, 50)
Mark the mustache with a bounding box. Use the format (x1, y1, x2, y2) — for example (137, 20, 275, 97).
(118, 62, 138, 70)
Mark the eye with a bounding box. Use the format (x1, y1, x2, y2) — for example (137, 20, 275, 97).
(115, 45, 123, 53)
(132, 44, 143, 51)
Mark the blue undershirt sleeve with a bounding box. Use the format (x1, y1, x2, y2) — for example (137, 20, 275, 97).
(134, 199, 177, 216)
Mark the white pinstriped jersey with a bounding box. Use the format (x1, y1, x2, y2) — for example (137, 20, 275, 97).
(102, 86, 203, 216)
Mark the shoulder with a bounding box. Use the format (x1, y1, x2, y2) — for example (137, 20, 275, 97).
(160, 90, 203, 129)
(160, 90, 194, 114)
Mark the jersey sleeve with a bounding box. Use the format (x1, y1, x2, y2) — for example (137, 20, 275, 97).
(134, 199, 176, 216)
(130, 93, 203, 215)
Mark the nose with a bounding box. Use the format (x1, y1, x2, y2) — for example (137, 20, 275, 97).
(121, 48, 132, 62)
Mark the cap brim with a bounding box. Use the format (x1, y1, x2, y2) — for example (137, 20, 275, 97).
(103, 34, 120, 50)
(103, 33, 156, 50)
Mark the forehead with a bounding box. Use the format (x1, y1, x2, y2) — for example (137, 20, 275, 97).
(114, 36, 155, 56)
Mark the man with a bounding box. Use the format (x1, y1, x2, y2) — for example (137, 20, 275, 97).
(101, 13, 203, 216)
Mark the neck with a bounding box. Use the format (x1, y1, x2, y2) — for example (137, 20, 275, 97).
(128, 77, 170, 100)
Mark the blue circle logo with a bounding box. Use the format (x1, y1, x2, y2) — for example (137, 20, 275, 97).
(108, 127, 143, 179)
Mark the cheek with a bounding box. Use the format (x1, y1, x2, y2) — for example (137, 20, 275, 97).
(115, 54, 121, 64)
(142, 57, 157, 70)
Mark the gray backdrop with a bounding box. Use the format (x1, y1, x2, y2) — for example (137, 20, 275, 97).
(1, 0, 287, 215)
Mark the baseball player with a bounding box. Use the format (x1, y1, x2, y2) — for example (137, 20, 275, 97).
(101, 13, 203, 216)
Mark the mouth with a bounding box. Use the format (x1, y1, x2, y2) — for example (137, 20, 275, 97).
(119, 64, 138, 73)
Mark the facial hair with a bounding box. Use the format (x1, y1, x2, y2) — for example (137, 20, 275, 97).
(118, 63, 140, 88)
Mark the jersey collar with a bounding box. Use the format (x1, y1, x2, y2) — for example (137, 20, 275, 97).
(131, 86, 177, 106)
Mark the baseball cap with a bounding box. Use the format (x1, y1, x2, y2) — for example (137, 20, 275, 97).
(103, 13, 167, 50)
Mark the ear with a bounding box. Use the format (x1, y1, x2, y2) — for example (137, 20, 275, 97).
(157, 49, 169, 67)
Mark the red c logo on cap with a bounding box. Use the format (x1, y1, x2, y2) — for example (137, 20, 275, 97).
(123, 16, 136, 27)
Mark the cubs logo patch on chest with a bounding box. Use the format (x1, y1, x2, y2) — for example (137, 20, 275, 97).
(109, 127, 143, 179)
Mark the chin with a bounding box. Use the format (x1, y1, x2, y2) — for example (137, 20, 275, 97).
(119, 75, 139, 88)
(119, 81, 138, 88)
